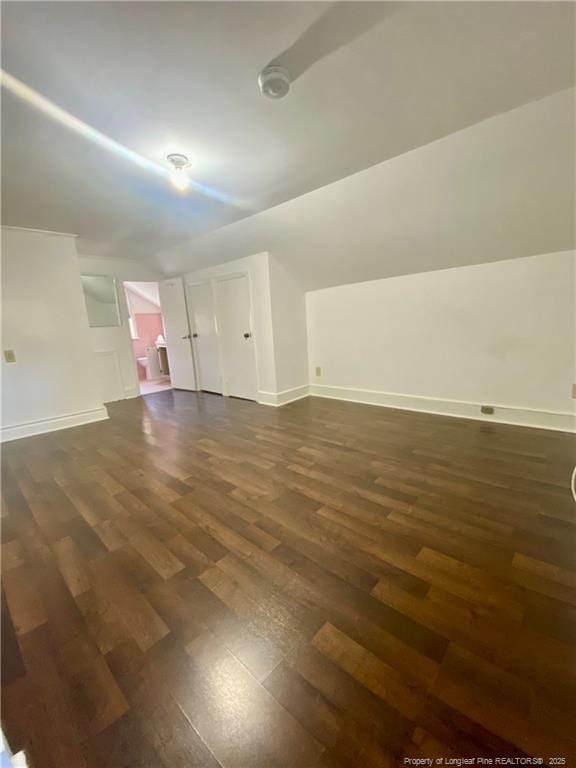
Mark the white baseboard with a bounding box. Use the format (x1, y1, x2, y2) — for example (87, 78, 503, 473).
(258, 385, 310, 407)
(0, 406, 109, 443)
(309, 384, 575, 433)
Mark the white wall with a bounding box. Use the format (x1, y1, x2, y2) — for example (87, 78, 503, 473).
(78, 256, 162, 402)
(181, 252, 308, 405)
(307, 251, 575, 431)
(1, 228, 107, 440)
(268, 255, 308, 398)
(156, 89, 575, 291)
(125, 289, 160, 315)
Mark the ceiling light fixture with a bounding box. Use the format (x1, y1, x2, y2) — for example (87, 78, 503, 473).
(1, 69, 241, 206)
(167, 153, 191, 191)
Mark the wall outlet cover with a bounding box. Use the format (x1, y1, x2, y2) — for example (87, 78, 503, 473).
(315, 366, 321, 377)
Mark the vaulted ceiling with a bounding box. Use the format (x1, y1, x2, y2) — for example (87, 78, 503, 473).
(2, 1, 574, 277)
(158, 88, 576, 289)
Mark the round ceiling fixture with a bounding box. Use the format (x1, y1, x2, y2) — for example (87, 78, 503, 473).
(167, 153, 191, 191)
(258, 65, 291, 99)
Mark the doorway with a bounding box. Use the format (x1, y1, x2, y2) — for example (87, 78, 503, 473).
(124, 281, 172, 395)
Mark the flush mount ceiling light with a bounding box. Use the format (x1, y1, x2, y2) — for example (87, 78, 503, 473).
(258, 65, 291, 99)
(167, 152, 191, 191)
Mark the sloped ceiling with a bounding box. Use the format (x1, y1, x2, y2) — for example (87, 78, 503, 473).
(157, 88, 575, 289)
(1, 0, 574, 280)
(124, 281, 161, 308)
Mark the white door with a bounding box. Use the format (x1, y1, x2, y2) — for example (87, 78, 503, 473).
(158, 278, 197, 390)
(217, 275, 257, 401)
(186, 281, 222, 394)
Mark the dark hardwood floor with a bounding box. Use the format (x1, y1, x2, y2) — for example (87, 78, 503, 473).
(2, 392, 575, 767)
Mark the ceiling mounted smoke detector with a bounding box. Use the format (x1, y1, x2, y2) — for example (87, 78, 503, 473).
(258, 65, 291, 99)
(167, 152, 191, 192)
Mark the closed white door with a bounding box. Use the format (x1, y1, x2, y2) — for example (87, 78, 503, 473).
(186, 281, 222, 394)
(217, 275, 257, 401)
(158, 278, 196, 390)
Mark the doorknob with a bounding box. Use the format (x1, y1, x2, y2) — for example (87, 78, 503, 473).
(192, 333, 198, 338)
(243, 332, 251, 339)
(182, 333, 191, 339)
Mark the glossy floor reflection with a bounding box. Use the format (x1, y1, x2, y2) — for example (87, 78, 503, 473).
(2, 392, 575, 766)
(139, 377, 172, 396)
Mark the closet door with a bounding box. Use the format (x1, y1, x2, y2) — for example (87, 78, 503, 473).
(186, 281, 222, 394)
(216, 275, 257, 401)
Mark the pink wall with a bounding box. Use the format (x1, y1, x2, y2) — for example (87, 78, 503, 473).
(132, 313, 164, 379)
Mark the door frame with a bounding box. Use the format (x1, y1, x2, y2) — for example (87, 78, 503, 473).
(123, 279, 176, 396)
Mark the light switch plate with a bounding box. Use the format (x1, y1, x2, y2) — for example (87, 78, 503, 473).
(3, 350, 16, 363)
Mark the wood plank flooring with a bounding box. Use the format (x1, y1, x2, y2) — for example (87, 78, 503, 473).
(2, 391, 575, 767)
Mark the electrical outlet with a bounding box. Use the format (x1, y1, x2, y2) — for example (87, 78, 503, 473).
(3, 350, 16, 363)
(572, 383, 576, 399)
(315, 366, 321, 377)
(480, 405, 494, 415)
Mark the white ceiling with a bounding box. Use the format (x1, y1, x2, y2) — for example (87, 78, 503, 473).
(124, 281, 161, 308)
(158, 88, 576, 289)
(2, 1, 574, 268)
